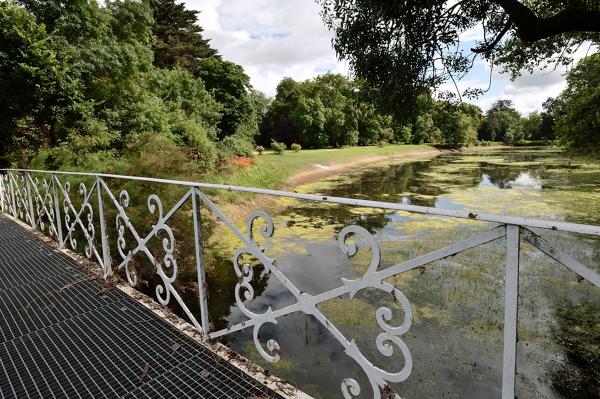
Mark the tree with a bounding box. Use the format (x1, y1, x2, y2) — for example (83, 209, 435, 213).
(0, 0, 232, 171)
(523, 112, 542, 140)
(0, 2, 80, 166)
(479, 100, 523, 143)
(259, 78, 301, 146)
(432, 101, 479, 147)
(539, 98, 558, 141)
(260, 74, 390, 148)
(196, 57, 256, 140)
(313, 74, 359, 147)
(149, 0, 217, 71)
(396, 124, 413, 144)
(290, 97, 328, 148)
(554, 53, 600, 150)
(320, 0, 600, 116)
(16, 0, 107, 42)
(413, 114, 441, 144)
(357, 103, 390, 145)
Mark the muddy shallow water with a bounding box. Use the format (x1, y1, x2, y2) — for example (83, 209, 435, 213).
(202, 148, 600, 398)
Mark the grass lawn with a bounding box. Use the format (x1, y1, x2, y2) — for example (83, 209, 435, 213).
(205, 144, 435, 197)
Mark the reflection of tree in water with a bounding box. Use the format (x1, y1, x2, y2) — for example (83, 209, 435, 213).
(551, 300, 600, 398)
(285, 156, 483, 231)
(480, 164, 524, 188)
(285, 206, 390, 234)
(326, 161, 434, 200)
(165, 250, 272, 331)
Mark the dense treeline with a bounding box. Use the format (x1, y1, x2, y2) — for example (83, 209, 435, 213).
(259, 75, 394, 148)
(1, 1, 599, 173)
(257, 74, 559, 149)
(258, 74, 491, 149)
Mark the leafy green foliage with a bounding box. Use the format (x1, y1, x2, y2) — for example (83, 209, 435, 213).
(554, 53, 600, 151)
(0, 0, 261, 172)
(539, 98, 558, 141)
(260, 74, 392, 148)
(221, 134, 255, 157)
(432, 101, 480, 147)
(196, 57, 257, 140)
(413, 114, 441, 144)
(0, 2, 79, 166)
(523, 112, 543, 140)
(290, 143, 302, 152)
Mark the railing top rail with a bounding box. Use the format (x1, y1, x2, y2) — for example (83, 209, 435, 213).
(2, 168, 600, 236)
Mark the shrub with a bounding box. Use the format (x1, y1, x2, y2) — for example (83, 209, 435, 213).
(271, 139, 287, 155)
(290, 143, 301, 152)
(171, 120, 217, 170)
(221, 134, 255, 157)
(255, 145, 265, 155)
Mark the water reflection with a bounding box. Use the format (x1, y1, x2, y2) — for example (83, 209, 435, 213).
(480, 171, 543, 190)
(206, 149, 600, 398)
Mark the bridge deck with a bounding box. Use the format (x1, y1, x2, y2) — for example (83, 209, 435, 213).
(0, 215, 281, 399)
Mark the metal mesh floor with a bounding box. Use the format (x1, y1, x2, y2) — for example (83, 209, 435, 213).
(0, 216, 282, 399)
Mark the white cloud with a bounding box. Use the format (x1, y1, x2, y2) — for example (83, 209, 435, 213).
(186, 0, 349, 97)
(473, 44, 597, 114)
(477, 77, 566, 115)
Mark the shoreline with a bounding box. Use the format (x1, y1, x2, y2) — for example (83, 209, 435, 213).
(282, 144, 521, 191)
(284, 148, 441, 189)
(216, 145, 510, 226)
(217, 147, 443, 223)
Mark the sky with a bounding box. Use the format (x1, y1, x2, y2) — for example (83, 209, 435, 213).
(187, 0, 592, 115)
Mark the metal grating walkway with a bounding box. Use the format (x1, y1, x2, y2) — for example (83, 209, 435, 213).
(0, 215, 282, 399)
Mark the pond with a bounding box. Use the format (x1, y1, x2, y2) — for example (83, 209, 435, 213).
(206, 148, 600, 398)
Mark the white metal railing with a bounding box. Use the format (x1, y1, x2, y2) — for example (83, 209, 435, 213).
(1, 168, 599, 399)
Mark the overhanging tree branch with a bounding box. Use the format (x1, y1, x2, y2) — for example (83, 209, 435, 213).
(472, 17, 512, 53)
(492, 0, 600, 42)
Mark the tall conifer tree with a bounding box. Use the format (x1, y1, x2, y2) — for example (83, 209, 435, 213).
(149, 0, 217, 71)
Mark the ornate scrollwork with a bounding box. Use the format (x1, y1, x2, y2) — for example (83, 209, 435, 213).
(116, 190, 137, 286)
(63, 181, 95, 257)
(114, 191, 179, 306)
(231, 211, 282, 362)
(32, 177, 57, 237)
(233, 211, 275, 316)
(337, 225, 413, 399)
(148, 194, 178, 306)
(12, 174, 31, 224)
(222, 215, 413, 399)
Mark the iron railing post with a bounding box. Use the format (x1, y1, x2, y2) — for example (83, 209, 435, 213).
(52, 174, 64, 247)
(0, 175, 6, 214)
(0, 175, 4, 213)
(96, 176, 112, 277)
(25, 172, 36, 228)
(192, 187, 210, 338)
(9, 172, 17, 219)
(502, 224, 520, 399)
